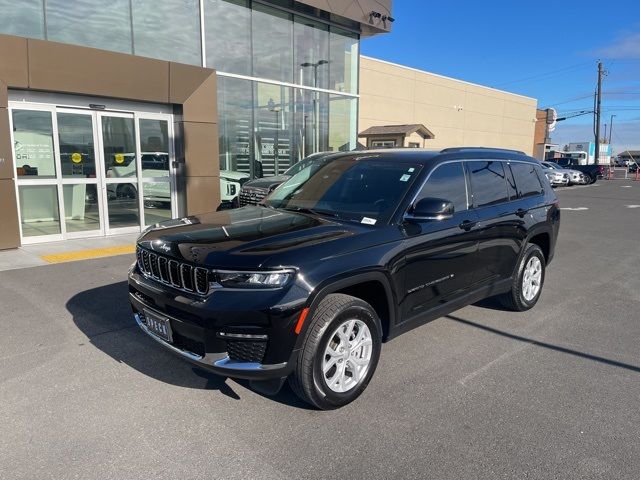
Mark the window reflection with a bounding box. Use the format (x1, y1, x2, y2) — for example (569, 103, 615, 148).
(139, 119, 169, 178)
(12, 110, 56, 179)
(205, 0, 251, 75)
(294, 17, 329, 89)
(252, 3, 293, 83)
(329, 27, 359, 94)
(46, 0, 132, 53)
(18, 185, 61, 236)
(102, 116, 137, 178)
(132, 0, 201, 65)
(0, 0, 44, 38)
(58, 113, 97, 178)
(63, 184, 101, 232)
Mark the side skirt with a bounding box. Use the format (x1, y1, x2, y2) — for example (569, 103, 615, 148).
(386, 278, 512, 341)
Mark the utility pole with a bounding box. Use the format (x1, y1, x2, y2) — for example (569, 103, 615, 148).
(594, 61, 603, 165)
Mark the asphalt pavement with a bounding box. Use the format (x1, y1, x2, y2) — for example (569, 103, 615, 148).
(1, 180, 639, 479)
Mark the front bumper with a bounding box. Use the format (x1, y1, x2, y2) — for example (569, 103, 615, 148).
(128, 270, 305, 381)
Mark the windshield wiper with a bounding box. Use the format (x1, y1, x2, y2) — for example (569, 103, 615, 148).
(281, 206, 339, 218)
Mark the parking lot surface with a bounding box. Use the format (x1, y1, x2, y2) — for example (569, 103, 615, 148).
(1, 181, 639, 479)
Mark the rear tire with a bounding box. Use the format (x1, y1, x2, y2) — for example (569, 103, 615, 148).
(289, 293, 382, 410)
(498, 243, 546, 312)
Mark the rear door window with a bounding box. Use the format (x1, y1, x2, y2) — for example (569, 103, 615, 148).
(416, 162, 468, 213)
(466, 160, 509, 207)
(510, 162, 544, 198)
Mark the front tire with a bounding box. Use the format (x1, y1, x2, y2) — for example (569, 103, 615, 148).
(289, 293, 382, 410)
(498, 243, 546, 311)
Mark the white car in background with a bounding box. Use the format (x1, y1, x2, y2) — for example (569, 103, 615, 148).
(541, 164, 569, 187)
(542, 161, 587, 185)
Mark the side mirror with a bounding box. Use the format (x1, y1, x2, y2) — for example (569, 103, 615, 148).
(405, 197, 454, 221)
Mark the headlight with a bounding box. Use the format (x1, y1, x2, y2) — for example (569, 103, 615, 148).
(216, 269, 295, 288)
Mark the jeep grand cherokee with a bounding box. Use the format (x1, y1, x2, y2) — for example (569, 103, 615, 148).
(129, 147, 560, 409)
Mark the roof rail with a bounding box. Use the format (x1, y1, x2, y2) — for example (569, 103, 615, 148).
(440, 147, 526, 156)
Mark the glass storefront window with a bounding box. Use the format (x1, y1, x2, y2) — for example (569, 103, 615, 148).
(132, 0, 201, 65)
(57, 113, 96, 178)
(63, 184, 101, 233)
(205, 0, 251, 75)
(143, 183, 172, 225)
(46, 0, 132, 54)
(328, 95, 357, 152)
(254, 83, 293, 176)
(139, 119, 170, 178)
(218, 76, 253, 176)
(329, 27, 359, 94)
(294, 17, 329, 90)
(12, 110, 56, 179)
(252, 3, 293, 83)
(101, 116, 137, 178)
(18, 185, 61, 237)
(0, 0, 44, 38)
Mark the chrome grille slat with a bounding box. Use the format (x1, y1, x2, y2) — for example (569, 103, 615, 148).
(168, 260, 182, 288)
(181, 264, 194, 291)
(136, 247, 208, 295)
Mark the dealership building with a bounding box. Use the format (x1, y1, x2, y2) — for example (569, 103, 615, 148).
(0, 0, 538, 251)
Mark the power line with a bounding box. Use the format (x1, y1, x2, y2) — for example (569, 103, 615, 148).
(494, 61, 593, 88)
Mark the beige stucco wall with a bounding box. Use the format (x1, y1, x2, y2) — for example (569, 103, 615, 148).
(359, 56, 538, 154)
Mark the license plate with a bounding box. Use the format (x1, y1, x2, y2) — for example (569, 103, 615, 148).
(144, 309, 173, 343)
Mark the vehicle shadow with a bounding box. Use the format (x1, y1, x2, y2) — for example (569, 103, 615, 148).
(66, 281, 310, 408)
(446, 313, 640, 374)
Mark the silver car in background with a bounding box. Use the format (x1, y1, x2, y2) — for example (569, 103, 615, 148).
(542, 161, 587, 185)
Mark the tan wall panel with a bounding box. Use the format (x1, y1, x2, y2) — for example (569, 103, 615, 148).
(0, 34, 28, 88)
(413, 82, 464, 108)
(359, 57, 538, 154)
(0, 179, 20, 249)
(181, 122, 220, 177)
(27, 39, 170, 103)
(360, 70, 414, 101)
(359, 96, 413, 124)
(185, 176, 221, 215)
(0, 107, 15, 179)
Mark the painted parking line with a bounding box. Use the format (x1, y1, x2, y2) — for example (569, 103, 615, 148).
(41, 245, 135, 264)
(560, 207, 589, 211)
(621, 185, 632, 188)
(626, 205, 640, 209)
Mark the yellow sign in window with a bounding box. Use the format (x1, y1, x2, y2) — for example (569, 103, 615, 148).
(71, 152, 82, 163)
(114, 153, 125, 164)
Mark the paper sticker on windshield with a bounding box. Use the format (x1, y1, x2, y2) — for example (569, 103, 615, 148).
(361, 217, 377, 225)
(400, 174, 411, 182)
(408, 168, 415, 172)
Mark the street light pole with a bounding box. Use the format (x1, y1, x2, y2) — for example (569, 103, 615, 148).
(300, 60, 328, 154)
(594, 61, 603, 165)
(609, 114, 616, 144)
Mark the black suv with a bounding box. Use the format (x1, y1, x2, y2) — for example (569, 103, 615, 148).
(129, 148, 560, 409)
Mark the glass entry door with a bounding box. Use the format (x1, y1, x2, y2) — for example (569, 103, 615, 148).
(10, 102, 175, 243)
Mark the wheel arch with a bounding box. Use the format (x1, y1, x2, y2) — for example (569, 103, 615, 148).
(303, 271, 397, 342)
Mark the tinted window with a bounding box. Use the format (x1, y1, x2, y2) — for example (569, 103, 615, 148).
(510, 162, 544, 198)
(505, 162, 518, 199)
(467, 161, 509, 207)
(417, 162, 467, 212)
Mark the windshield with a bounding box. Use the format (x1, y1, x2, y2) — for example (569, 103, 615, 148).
(264, 156, 422, 225)
(547, 162, 563, 169)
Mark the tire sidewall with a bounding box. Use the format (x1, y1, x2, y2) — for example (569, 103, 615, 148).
(310, 303, 381, 409)
(515, 244, 546, 310)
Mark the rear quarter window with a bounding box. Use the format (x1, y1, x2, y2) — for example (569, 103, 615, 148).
(510, 162, 544, 198)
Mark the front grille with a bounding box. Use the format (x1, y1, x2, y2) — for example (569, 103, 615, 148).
(239, 187, 269, 207)
(137, 246, 209, 295)
(226, 339, 267, 363)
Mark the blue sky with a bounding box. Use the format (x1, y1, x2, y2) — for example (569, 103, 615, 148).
(361, 0, 640, 153)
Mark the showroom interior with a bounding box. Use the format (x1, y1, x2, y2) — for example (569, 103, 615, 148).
(0, 0, 391, 249)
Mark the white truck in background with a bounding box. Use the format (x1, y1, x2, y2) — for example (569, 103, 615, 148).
(565, 141, 612, 165)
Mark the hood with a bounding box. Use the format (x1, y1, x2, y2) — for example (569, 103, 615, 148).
(137, 206, 385, 269)
(241, 175, 291, 191)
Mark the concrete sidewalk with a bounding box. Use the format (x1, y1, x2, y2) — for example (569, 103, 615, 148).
(0, 234, 138, 272)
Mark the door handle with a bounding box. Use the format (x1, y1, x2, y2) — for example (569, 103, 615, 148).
(515, 208, 528, 218)
(459, 219, 477, 231)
